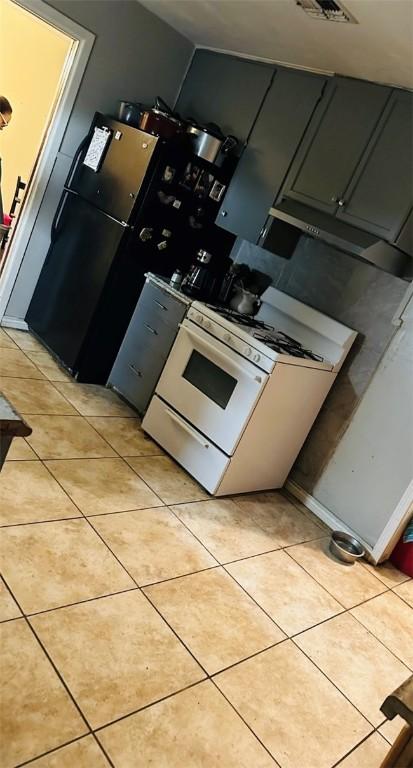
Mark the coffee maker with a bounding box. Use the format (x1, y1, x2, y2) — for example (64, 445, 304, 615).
(181, 249, 216, 300)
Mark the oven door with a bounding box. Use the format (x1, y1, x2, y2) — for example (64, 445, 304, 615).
(155, 320, 268, 455)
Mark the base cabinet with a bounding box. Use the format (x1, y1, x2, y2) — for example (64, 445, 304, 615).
(108, 280, 187, 414)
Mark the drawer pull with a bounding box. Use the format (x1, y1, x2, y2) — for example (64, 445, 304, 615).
(129, 363, 142, 377)
(144, 323, 157, 335)
(154, 300, 167, 311)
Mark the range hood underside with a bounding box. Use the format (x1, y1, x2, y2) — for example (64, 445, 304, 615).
(263, 199, 412, 280)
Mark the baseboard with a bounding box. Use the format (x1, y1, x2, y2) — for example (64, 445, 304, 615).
(285, 478, 373, 556)
(1, 316, 28, 331)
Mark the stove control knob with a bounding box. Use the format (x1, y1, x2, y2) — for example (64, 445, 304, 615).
(253, 353, 261, 362)
(244, 346, 252, 356)
(223, 333, 232, 342)
(204, 320, 211, 330)
(196, 314, 203, 324)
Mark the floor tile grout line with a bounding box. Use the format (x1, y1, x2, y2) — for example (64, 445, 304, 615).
(14, 734, 107, 768)
(290, 634, 394, 731)
(0, 514, 84, 529)
(230, 489, 327, 535)
(4, 447, 410, 672)
(209, 677, 280, 766)
(41, 453, 165, 518)
(91, 732, 116, 768)
(166, 503, 341, 639)
(5, 498, 410, 722)
(92, 679, 207, 736)
(282, 546, 392, 613)
(18, 586, 140, 621)
(220, 562, 288, 638)
(0, 574, 93, 736)
(138, 563, 221, 590)
(82, 514, 213, 679)
(330, 727, 389, 767)
(388, 588, 413, 611)
(348, 603, 413, 672)
(359, 559, 411, 588)
(281, 488, 330, 532)
(4, 330, 411, 760)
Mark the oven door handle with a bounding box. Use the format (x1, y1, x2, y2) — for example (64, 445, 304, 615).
(180, 325, 265, 384)
(165, 406, 210, 448)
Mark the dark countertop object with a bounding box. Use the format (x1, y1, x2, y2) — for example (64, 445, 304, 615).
(382, 674, 413, 726)
(0, 393, 32, 469)
(0, 394, 32, 437)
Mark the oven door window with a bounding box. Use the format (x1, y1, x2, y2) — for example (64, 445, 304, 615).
(183, 350, 237, 409)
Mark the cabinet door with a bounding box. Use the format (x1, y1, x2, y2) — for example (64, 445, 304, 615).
(336, 91, 413, 241)
(284, 77, 391, 215)
(175, 50, 273, 146)
(217, 68, 326, 243)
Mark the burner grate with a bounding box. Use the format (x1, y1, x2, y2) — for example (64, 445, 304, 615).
(254, 330, 324, 362)
(204, 304, 323, 362)
(205, 304, 274, 331)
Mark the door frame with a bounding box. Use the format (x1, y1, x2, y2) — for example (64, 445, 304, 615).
(0, 0, 95, 322)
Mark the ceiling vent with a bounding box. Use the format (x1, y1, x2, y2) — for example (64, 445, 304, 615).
(296, 0, 358, 23)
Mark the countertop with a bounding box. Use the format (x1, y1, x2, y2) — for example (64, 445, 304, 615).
(145, 273, 192, 305)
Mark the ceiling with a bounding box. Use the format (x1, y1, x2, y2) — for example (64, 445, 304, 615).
(139, 0, 413, 89)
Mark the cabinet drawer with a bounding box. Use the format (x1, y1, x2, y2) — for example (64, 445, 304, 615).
(142, 395, 229, 494)
(139, 281, 187, 330)
(109, 355, 166, 415)
(116, 312, 179, 369)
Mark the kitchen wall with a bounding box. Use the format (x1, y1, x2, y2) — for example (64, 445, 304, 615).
(231, 236, 408, 495)
(5, 0, 193, 321)
(1, 0, 73, 213)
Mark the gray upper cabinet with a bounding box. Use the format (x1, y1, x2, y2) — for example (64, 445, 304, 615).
(175, 50, 274, 146)
(284, 77, 391, 215)
(336, 90, 413, 242)
(216, 68, 327, 243)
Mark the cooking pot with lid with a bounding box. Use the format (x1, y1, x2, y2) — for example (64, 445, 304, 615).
(139, 97, 184, 139)
(118, 101, 144, 127)
(186, 121, 238, 163)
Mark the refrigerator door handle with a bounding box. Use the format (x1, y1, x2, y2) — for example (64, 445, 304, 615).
(66, 132, 92, 189)
(51, 190, 70, 243)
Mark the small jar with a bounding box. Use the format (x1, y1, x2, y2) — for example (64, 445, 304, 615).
(170, 269, 183, 289)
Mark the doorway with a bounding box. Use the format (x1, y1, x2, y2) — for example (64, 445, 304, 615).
(0, 0, 94, 321)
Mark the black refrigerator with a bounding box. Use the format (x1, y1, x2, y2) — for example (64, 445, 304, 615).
(26, 112, 234, 383)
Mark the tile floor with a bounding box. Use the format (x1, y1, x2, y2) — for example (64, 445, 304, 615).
(0, 328, 412, 768)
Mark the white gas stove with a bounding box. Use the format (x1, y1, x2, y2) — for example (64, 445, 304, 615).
(143, 287, 357, 495)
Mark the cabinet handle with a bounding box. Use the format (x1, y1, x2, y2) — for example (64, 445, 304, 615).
(154, 300, 167, 311)
(338, 199, 346, 207)
(165, 406, 210, 448)
(221, 210, 227, 217)
(129, 363, 142, 377)
(144, 323, 157, 335)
